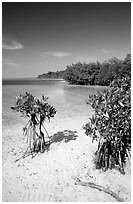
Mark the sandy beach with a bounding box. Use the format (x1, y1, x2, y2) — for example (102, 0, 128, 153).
(2, 113, 131, 202)
(2, 1, 131, 202)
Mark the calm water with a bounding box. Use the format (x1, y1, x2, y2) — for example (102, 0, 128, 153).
(2, 79, 108, 129)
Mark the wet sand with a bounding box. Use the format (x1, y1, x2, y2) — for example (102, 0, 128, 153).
(2, 114, 131, 202)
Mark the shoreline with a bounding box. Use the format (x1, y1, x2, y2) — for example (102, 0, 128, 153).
(2, 78, 65, 82)
(2, 78, 110, 89)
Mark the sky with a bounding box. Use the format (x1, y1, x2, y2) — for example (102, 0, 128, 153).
(2, 2, 131, 78)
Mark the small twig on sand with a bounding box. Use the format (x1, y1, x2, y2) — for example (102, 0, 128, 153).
(75, 178, 124, 202)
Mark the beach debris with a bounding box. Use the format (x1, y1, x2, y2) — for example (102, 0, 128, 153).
(74, 177, 124, 202)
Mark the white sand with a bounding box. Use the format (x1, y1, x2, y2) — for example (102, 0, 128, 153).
(2, 115, 131, 202)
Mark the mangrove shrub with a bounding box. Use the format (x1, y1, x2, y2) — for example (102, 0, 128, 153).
(84, 75, 131, 174)
(11, 92, 56, 156)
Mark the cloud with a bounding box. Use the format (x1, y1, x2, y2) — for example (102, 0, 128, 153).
(39, 51, 71, 58)
(3, 58, 20, 68)
(102, 49, 112, 54)
(4, 62, 20, 67)
(2, 39, 23, 50)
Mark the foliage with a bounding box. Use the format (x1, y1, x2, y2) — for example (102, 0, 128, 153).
(38, 70, 65, 79)
(83, 70, 131, 173)
(63, 54, 131, 86)
(63, 61, 100, 85)
(11, 92, 56, 156)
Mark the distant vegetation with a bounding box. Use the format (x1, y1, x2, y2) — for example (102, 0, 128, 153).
(38, 54, 131, 86)
(38, 70, 65, 79)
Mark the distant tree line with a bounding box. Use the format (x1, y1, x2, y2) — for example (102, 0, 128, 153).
(37, 54, 131, 86)
(38, 70, 65, 79)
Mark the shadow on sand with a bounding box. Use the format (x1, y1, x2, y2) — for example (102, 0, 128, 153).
(15, 130, 78, 161)
(47, 130, 78, 146)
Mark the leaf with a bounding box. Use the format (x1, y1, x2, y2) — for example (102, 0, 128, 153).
(105, 112, 109, 118)
(118, 101, 124, 107)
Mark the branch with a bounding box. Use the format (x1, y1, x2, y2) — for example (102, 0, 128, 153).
(75, 178, 124, 202)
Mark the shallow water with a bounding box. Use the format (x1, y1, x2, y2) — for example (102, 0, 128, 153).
(2, 79, 108, 129)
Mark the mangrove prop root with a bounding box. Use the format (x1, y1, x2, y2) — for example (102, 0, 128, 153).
(36, 116, 50, 138)
(23, 118, 48, 154)
(75, 178, 124, 202)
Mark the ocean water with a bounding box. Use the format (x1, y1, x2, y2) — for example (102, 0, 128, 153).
(2, 79, 108, 130)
